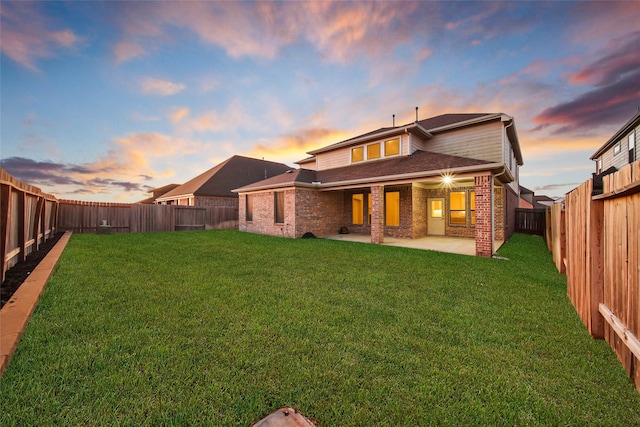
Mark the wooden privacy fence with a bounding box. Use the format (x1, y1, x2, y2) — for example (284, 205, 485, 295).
(0, 169, 58, 282)
(57, 200, 238, 234)
(515, 208, 547, 236)
(548, 159, 640, 391)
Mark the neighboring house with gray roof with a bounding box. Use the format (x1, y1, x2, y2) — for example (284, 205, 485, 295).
(590, 111, 639, 195)
(234, 112, 524, 257)
(156, 155, 291, 208)
(591, 111, 639, 174)
(137, 183, 181, 204)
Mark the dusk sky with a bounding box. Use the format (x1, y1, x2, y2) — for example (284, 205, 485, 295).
(1, 1, 639, 202)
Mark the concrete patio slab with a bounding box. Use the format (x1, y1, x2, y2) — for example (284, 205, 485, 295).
(322, 233, 503, 256)
(0, 231, 72, 377)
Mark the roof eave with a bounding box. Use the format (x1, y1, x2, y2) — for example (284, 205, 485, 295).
(156, 193, 195, 202)
(235, 162, 506, 193)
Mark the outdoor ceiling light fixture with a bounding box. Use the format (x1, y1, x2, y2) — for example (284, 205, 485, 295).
(441, 173, 454, 186)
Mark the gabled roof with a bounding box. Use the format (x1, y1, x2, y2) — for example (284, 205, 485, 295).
(307, 113, 494, 155)
(157, 155, 291, 201)
(590, 111, 640, 160)
(234, 150, 499, 192)
(305, 112, 523, 165)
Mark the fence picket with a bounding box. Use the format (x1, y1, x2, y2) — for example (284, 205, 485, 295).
(553, 159, 640, 391)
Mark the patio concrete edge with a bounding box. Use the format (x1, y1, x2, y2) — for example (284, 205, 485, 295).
(0, 231, 72, 378)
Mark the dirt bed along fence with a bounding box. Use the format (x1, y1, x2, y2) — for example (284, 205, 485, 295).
(57, 200, 238, 234)
(1, 169, 58, 283)
(548, 159, 640, 391)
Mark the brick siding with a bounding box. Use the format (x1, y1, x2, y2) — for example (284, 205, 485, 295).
(239, 178, 508, 255)
(474, 176, 493, 257)
(412, 186, 428, 238)
(370, 186, 384, 244)
(239, 190, 296, 238)
(195, 196, 238, 208)
(294, 189, 343, 237)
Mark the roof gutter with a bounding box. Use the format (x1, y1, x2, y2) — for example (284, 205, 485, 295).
(315, 162, 506, 190)
(235, 162, 507, 193)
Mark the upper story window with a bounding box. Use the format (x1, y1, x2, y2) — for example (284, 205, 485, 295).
(351, 138, 401, 164)
(352, 147, 364, 163)
(614, 142, 621, 155)
(385, 138, 400, 156)
(367, 143, 381, 159)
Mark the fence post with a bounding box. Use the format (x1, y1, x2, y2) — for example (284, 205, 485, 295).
(1, 184, 10, 282)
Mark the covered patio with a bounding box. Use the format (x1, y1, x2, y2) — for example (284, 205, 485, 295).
(322, 233, 504, 257)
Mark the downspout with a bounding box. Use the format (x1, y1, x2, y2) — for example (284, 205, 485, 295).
(503, 119, 519, 200)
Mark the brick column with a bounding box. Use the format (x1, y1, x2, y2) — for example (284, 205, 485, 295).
(370, 185, 384, 244)
(474, 175, 493, 257)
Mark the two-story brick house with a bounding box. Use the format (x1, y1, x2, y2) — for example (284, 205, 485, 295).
(234, 112, 523, 257)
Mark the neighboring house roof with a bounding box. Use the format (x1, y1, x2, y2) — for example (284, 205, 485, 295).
(305, 113, 523, 166)
(234, 150, 498, 192)
(533, 195, 555, 208)
(157, 155, 291, 201)
(136, 183, 181, 204)
(590, 111, 640, 160)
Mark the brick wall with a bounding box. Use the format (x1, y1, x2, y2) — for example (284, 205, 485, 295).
(412, 186, 428, 238)
(370, 185, 384, 244)
(474, 176, 493, 257)
(494, 185, 505, 241)
(195, 196, 238, 208)
(294, 189, 343, 237)
(239, 189, 296, 238)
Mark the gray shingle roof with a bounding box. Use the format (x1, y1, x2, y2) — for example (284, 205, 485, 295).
(158, 155, 291, 200)
(234, 150, 495, 192)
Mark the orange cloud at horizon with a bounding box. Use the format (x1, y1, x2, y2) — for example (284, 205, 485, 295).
(247, 127, 351, 164)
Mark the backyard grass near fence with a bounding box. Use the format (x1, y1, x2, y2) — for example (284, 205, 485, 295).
(1, 231, 639, 426)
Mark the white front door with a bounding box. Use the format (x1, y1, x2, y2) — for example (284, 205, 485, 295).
(427, 198, 445, 235)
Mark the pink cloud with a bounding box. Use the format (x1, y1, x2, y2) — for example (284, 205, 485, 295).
(533, 30, 640, 133)
(113, 41, 146, 64)
(0, 2, 82, 71)
(568, 31, 640, 86)
(111, 1, 422, 64)
(141, 77, 185, 96)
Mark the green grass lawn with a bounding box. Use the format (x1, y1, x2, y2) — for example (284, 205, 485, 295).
(1, 231, 639, 426)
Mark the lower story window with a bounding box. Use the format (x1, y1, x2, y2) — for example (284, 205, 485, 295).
(450, 190, 476, 225)
(246, 194, 253, 222)
(274, 191, 284, 223)
(385, 191, 400, 226)
(352, 194, 364, 224)
(470, 191, 476, 225)
(450, 191, 466, 225)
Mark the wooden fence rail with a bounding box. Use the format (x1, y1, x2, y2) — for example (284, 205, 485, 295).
(57, 201, 238, 234)
(549, 159, 640, 391)
(1, 169, 58, 282)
